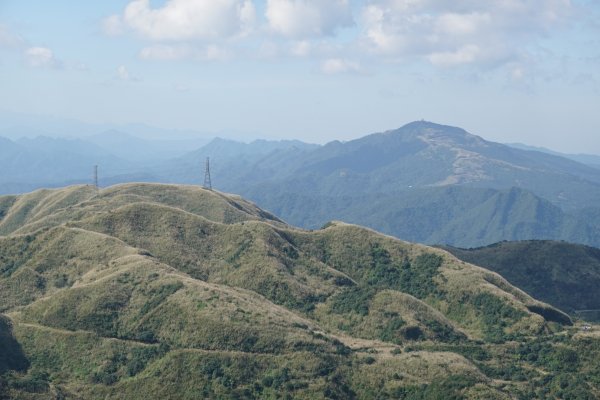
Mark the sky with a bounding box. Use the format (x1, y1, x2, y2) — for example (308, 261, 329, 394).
(0, 0, 599, 153)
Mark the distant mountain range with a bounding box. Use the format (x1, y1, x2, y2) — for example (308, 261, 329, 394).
(2, 120, 600, 248)
(0, 132, 209, 193)
(87, 130, 210, 163)
(507, 142, 600, 169)
(158, 121, 600, 247)
(0, 136, 130, 189)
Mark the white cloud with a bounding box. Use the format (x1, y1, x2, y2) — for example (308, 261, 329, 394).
(116, 65, 140, 81)
(266, 0, 353, 38)
(139, 44, 231, 61)
(100, 0, 580, 77)
(428, 44, 480, 67)
(106, 0, 256, 41)
(290, 40, 311, 57)
(321, 58, 362, 74)
(25, 47, 60, 68)
(434, 12, 491, 36)
(205, 45, 231, 60)
(117, 65, 130, 80)
(360, 0, 573, 67)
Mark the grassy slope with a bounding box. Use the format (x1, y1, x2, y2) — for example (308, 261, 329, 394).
(0, 184, 597, 399)
(441, 240, 600, 321)
(0, 183, 283, 237)
(73, 201, 562, 341)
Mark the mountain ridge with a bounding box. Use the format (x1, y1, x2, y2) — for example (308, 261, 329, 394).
(507, 142, 600, 169)
(440, 240, 600, 321)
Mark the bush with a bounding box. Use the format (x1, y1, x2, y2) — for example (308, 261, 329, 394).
(472, 292, 525, 342)
(367, 245, 443, 299)
(402, 326, 424, 341)
(379, 317, 406, 344)
(393, 374, 480, 400)
(6, 370, 49, 393)
(139, 282, 184, 316)
(330, 286, 375, 316)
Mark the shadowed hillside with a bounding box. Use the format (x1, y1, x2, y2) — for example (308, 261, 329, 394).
(0, 184, 598, 399)
(441, 241, 600, 322)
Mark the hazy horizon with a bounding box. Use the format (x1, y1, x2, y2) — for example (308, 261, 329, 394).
(2, 109, 600, 157)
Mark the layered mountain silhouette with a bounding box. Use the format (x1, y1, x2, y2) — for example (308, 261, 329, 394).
(2, 121, 600, 248)
(162, 121, 600, 247)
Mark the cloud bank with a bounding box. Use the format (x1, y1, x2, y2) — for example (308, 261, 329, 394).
(105, 0, 256, 41)
(360, 0, 573, 67)
(25, 47, 61, 68)
(103, 0, 577, 73)
(265, 0, 353, 38)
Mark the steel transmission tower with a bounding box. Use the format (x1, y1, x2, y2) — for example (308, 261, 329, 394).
(203, 157, 212, 190)
(93, 165, 99, 191)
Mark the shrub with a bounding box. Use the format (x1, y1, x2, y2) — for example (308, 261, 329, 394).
(379, 317, 406, 344)
(330, 286, 375, 316)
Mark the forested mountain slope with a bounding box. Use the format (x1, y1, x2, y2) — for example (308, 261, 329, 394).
(441, 240, 600, 322)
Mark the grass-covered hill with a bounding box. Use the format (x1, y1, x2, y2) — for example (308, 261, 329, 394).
(0, 184, 598, 399)
(441, 241, 600, 322)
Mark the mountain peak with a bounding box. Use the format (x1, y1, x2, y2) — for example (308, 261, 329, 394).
(402, 120, 453, 129)
(397, 120, 470, 136)
(386, 120, 489, 149)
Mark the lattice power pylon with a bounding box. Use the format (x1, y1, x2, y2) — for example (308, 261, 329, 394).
(93, 165, 99, 192)
(203, 157, 212, 190)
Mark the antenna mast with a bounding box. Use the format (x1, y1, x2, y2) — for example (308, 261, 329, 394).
(203, 157, 212, 190)
(93, 165, 99, 192)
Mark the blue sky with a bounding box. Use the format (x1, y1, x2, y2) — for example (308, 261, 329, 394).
(0, 0, 599, 152)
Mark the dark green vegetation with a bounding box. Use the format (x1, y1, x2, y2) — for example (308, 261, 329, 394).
(0, 183, 598, 398)
(441, 240, 600, 322)
(247, 186, 600, 248)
